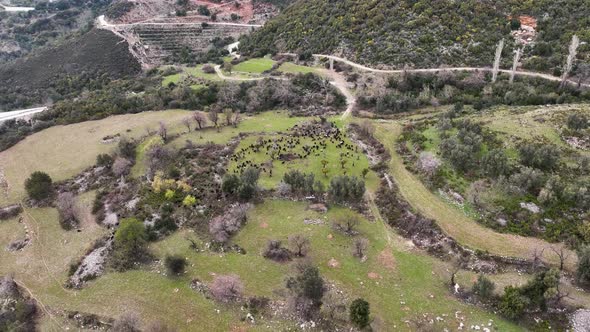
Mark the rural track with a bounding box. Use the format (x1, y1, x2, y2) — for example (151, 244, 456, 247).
(277, 53, 589, 88)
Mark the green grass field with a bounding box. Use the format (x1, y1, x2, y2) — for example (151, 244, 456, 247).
(233, 58, 275, 73)
(0, 110, 192, 205)
(276, 62, 318, 74)
(162, 65, 222, 87)
(167, 111, 308, 148)
(152, 200, 520, 330)
(228, 132, 380, 191)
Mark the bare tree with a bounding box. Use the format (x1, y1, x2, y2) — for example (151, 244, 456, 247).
(551, 246, 570, 271)
(510, 46, 524, 84)
(192, 112, 207, 130)
(112, 157, 132, 177)
(492, 38, 504, 83)
(208, 108, 220, 132)
(158, 122, 168, 141)
(576, 63, 590, 88)
(210, 274, 244, 303)
(218, 84, 240, 109)
(289, 234, 310, 257)
(232, 110, 241, 128)
(417, 152, 441, 178)
(531, 248, 545, 272)
(209, 204, 249, 243)
(182, 117, 192, 132)
(145, 320, 178, 332)
(263, 240, 292, 262)
(352, 237, 369, 259)
(333, 216, 360, 235)
(561, 35, 580, 87)
(224, 108, 233, 126)
(146, 146, 172, 179)
(112, 312, 141, 332)
(57, 192, 79, 229)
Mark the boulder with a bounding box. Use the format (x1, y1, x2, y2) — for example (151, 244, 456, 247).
(520, 202, 541, 214)
(309, 203, 328, 213)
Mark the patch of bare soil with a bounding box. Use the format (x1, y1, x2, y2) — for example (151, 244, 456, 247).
(377, 247, 396, 271)
(367, 272, 381, 280)
(328, 258, 340, 268)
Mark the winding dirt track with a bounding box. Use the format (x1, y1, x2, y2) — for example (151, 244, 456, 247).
(313, 54, 590, 88)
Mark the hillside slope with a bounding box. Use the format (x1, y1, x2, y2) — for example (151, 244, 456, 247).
(240, 0, 590, 75)
(0, 29, 140, 110)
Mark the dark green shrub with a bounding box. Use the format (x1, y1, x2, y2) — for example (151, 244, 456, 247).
(24, 171, 53, 201)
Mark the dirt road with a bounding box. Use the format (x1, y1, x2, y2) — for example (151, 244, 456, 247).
(314, 54, 590, 88)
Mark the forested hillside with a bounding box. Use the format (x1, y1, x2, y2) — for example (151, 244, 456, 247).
(240, 0, 590, 75)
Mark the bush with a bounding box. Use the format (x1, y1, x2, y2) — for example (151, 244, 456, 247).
(567, 113, 589, 130)
(263, 240, 292, 262)
(328, 176, 365, 204)
(519, 143, 560, 171)
(499, 286, 530, 319)
(349, 298, 370, 328)
(24, 171, 53, 201)
(210, 274, 244, 303)
(164, 255, 187, 275)
(577, 245, 590, 285)
(286, 264, 325, 305)
(56, 192, 79, 230)
(111, 218, 149, 271)
(472, 275, 495, 300)
(96, 154, 114, 167)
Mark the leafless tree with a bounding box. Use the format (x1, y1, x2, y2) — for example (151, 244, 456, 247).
(208, 108, 220, 131)
(202, 64, 215, 74)
(224, 108, 233, 126)
(320, 289, 347, 321)
(333, 216, 360, 235)
(263, 240, 292, 262)
(232, 110, 241, 128)
(182, 117, 192, 132)
(510, 47, 524, 84)
(218, 83, 240, 109)
(531, 248, 545, 272)
(551, 246, 570, 271)
(192, 112, 207, 130)
(112, 312, 141, 332)
(561, 35, 580, 87)
(210, 274, 244, 303)
(576, 63, 590, 88)
(158, 122, 168, 141)
(209, 204, 249, 243)
(57, 192, 79, 229)
(417, 152, 441, 178)
(289, 234, 310, 257)
(112, 157, 132, 177)
(492, 39, 504, 83)
(358, 120, 375, 137)
(146, 146, 172, 178)
(145, 320, 178, 332)
(352, 237, 369, 259)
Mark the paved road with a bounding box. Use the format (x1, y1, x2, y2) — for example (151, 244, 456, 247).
(0, 3, 35, 12)
(0, 107, 48, 122)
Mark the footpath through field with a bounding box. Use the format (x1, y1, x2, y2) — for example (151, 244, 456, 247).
(373, 121, 578, 272)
